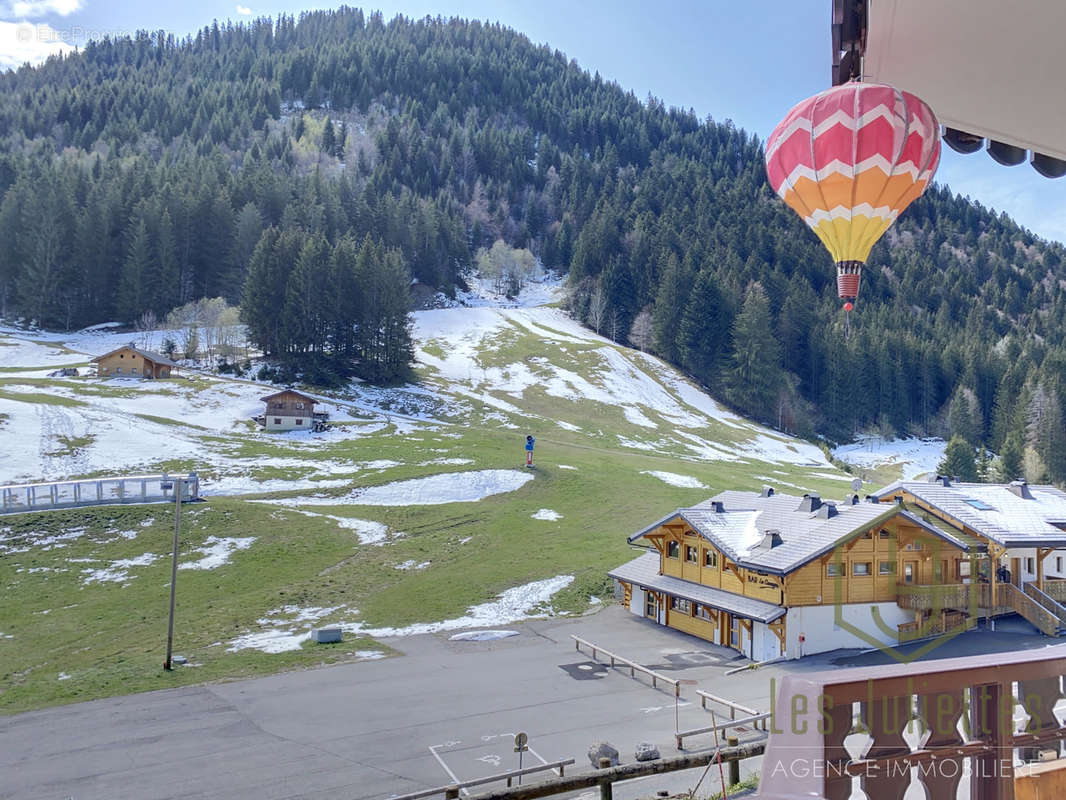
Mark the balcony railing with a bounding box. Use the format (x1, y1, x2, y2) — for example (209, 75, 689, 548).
(898, 611, 974, 642)
(757, 643, 1066, 800)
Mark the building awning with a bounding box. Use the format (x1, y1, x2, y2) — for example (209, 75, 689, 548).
(608, 552, 786, 624)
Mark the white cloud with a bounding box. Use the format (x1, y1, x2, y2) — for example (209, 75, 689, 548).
(236, 4, 251, 14)
(0, 21, 74, 71)
(8, 0, 82, 17)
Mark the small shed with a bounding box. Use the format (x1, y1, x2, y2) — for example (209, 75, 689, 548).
(258, 389, 329, 432)
(92, 345, 178, 379)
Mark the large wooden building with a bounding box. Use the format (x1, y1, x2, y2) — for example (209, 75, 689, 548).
(610, 481, 1066, 660)
(91, 345, 178, 379)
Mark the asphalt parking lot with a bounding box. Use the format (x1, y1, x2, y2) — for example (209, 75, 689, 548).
(1, 606, 1056, 800)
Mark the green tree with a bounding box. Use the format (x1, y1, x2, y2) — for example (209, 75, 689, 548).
(999, 431, 1025, 481)
(726, 282, 783, 417)
(938, 435, 978, 482)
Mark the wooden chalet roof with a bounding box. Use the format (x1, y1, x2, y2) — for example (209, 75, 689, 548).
(870, 480, 1066, 548)
(90, 345, 178, 367)
(259, 389, 318, 404)
(627, 490, 973, 576)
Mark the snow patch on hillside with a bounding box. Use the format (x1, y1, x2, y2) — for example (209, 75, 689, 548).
(179, 536, 255, 570)
(833, 436, 945, 480)
(641, 471, 708, 489)
(259, 469, 533, 507)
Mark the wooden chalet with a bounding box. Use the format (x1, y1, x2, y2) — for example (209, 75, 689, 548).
(257, 389, 329, 432)
(610, 488, 987, 661)
(91, 345, 178, 379)
(613, 481, 1066, 661)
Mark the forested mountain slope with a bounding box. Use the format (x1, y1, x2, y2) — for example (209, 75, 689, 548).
(1, 8, 1064, 478)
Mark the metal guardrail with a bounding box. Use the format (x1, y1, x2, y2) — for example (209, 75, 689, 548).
(570, 636, 680, 696)
(0, 472, 199, 515)
(389, 759, 576, 800)
(465, 741, 767, 800)
(675, 713, 772, 750)
(696, 691, 767, 730)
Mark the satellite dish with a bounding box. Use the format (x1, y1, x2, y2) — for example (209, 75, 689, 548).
(851, 478, 863, 492)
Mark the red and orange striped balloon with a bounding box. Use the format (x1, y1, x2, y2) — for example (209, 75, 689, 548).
(765, 83, 941, 302)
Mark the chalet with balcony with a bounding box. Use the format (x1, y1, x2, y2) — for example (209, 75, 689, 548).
(609, 488, 981, 661)
(91, 345, 178, 379)
(257, 389, 329, 432)
(871, 478, 1066, 638)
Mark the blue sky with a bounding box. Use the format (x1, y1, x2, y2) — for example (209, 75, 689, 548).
(3, 0, 1064, 243)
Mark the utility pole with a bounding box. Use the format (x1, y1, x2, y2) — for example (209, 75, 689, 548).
(162, 474, 185, 671)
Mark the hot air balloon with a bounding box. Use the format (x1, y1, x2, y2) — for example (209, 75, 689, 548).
(764, 83, 941, 329)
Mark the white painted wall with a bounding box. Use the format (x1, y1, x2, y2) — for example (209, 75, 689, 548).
(265, 416, 308, 431)
(752, 621, 781, 662)
(783, 602, 913, 659)
(629, 586, 645, 616)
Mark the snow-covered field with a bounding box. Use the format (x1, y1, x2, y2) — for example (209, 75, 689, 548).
(0, 272, 844, 499)
(832, 435, 946, 481)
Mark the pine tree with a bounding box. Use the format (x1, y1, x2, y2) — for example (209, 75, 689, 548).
(726, 282, 784, 418)
(678, 270, 732, 386)
(999, 431, 1025, 481)
(939, 435, 978, 482)
(118, 218, 151, 322)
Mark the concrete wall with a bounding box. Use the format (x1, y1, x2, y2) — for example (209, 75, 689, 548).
(265, 416, 309, 431)
(783, 602, 912, 659)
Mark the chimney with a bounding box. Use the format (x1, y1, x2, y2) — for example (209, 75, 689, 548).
(865, 495, 879, 503)
(929, 474, 952, 487)
(847, 493, 860, 505)
(711, 501, 725, 513)
(761, 529, 784, 548)
(1007, 480, 1033, 499)
(760, 485, 775, 498)
(797, 493, 822, 513)
(816, 502, 839, 519)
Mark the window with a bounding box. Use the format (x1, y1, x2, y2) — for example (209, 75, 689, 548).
(878, 561, 895, 576)
(685, 545, 698, 563)
(904, 563, 915, 583)
(959, 560, 971, 578)
(131, 368, 138, 374)
(274, 418, 282, 425)
(161, 370, 168, 377)
(862, 531, 872, 539)
(120, 353, 124, 358)
(1027, 558, 1035, 574)
(667, 541, 679, 559)
(730, 615, 740, 647)
(1058, 557, 1063, 573)
(853, 562, 871, 577)
(704, 549, 718, 568)
(964, 498, 995, 510)
(296, 402, 304, 409)
(826, 563, 841, 577)
(879, 529, 893, 540)
(296, 419, 304, 425)
(670, 597, 691, 614)
(645, 593, 656, 618)
(695, 604, 714, 621)
(116, 367, 123, 373)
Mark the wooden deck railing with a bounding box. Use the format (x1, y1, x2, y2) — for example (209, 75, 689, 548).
(897, 611, 974, 642)
(1024, 582, 1066, 627)
(1001, 583, 1062, 636)
(757, 643, 1066, 800)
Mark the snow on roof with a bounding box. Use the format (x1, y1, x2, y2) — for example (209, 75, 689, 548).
(870, 481, 1066, 548)
(629, 490, 905, 575)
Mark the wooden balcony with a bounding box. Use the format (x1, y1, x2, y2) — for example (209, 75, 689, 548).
(758, 644, 1066, 800)
(897, 582, 1063, 636)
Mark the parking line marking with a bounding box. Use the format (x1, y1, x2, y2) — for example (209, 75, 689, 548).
(429, 743, 469, 796)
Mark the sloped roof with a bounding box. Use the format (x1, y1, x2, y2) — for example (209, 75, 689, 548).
(870, 481, 1066, 548)
(608, 551, 786, 624)
(260, 389, 318, 404)
(628, 490, 970, 575)
(90, 345, 178, 367)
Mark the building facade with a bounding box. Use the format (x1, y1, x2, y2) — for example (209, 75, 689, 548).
(258, 389, 327, 432)
(92, 346, 178, 378)
(611, 482, 1066, 660)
